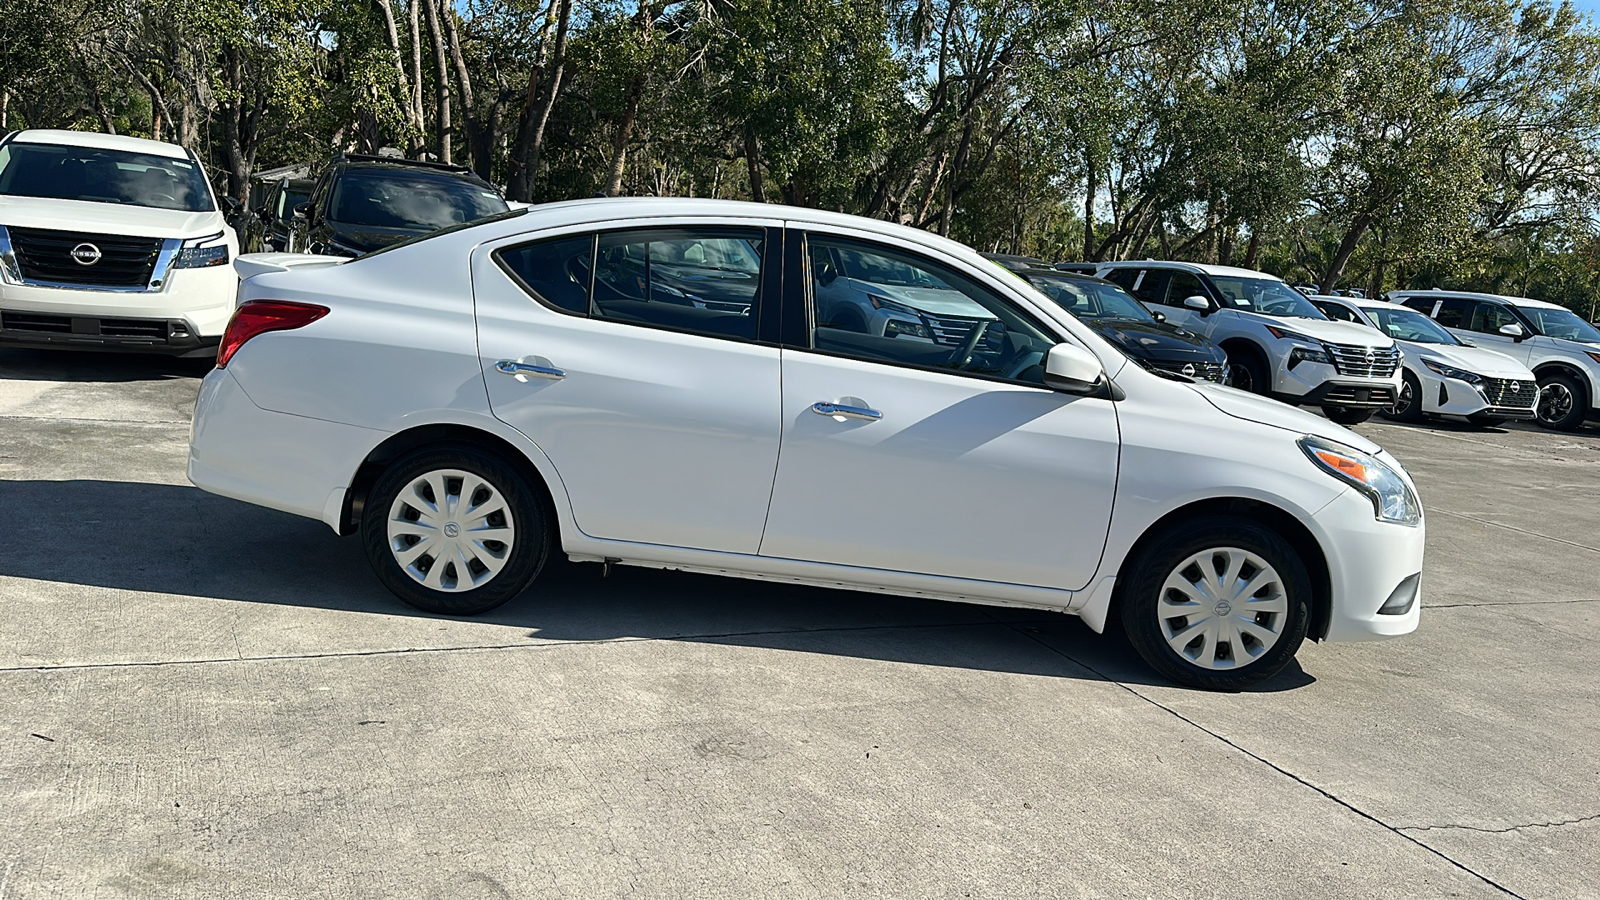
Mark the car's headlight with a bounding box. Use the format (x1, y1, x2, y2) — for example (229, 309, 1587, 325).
(1299, 435, 1421, 526)
(1288, 346, 1331, 366)
(174, 232, 230, 269)
(1422, 358, 1482, 384)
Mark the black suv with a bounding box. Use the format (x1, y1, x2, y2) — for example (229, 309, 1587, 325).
(987, 257, 1231, 382)
(293, 155, 510, 257)
(242, 178, 313, 253)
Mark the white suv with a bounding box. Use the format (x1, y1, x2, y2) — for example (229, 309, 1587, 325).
(1390, 290, 1600, 431)
(0, 129, 239, 356)
(187, 199, 1426, 690)
(1099, 262, 1402, 425)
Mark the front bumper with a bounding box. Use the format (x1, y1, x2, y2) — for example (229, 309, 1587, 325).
(0, 264, 237, 354)
(1312, 487, 1425, 642)
(1273, 358, 1400, 408)
(1421, 371, 1537, 420)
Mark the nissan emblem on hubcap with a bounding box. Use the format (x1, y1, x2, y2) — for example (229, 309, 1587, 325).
(70, 243, 103, 265)
(443, 522, 460, 538)
(1214, 599, 1233, 616)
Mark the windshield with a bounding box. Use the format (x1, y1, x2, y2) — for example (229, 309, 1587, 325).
(1367, 306, 1459, 345)
(1516, 305, 1600, 343)
(330, 169, 508, 230)
(0, 142, 215, 212)
(1026, 273, 1155, 322)
(1210, 275, 1328, 319)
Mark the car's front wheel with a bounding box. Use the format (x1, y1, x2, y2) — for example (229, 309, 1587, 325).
(1382, 371, 1425, 423)
(1119, 516, 1311, 690)
(1535, 372, 1588, 432)
(361, 446, 550, 615)
(1225, 350, 1269, 396)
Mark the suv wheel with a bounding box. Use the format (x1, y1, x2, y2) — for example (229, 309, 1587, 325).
(361, 446, 550, 615)
(1322, 406, 1374, 426)
(1120, 516, 1311, 691)
(1535, 373, 1588, 432)
(1225, 350, 1269, 395)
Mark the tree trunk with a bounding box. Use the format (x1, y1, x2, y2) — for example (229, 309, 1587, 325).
(1368, 255, 1387, 300)
(510, 0, 572, 201)
(440, 4, 488, 177)
(377, 0, 423, 150)
(604, 78, 644, 197)
(1217, 224, 1235, 267)
(422, 0, 451, 164)
(1321, 211, 1373, 293)
(743, 125, 765, 203)
(407, 0, 425, 156)
(1243, 229, 1262, 269)
(1083, 144, 1097, 260)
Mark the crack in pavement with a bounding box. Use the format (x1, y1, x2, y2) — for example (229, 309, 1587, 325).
(994, 617, 1529, 900)
(1397, 812, 1600, 835)
(1427, 508, 1600, 554)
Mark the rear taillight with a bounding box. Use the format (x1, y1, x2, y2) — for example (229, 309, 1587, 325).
(216, 300, 329, 368)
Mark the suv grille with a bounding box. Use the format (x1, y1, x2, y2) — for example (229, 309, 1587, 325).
(7, 227, 162, 288)
(1152, 361, 1227, 383)
(1481, 377, 1538, 409)
(1326, 342, 1400, 378)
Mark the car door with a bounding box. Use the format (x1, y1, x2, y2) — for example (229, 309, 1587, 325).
(1433, 298, 1533, 364)
(472, 219, 784, 554)
(759, 227, 1120, 591)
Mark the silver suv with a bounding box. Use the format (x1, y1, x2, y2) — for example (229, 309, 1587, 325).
(1391, 290, 1600, 431)
(1098, 261, 1401, 425)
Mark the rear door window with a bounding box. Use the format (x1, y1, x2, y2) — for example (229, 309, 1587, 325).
(1432, 299, 1473, 329)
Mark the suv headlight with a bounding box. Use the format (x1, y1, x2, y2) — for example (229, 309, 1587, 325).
(174, 232, 230, 269)
(1299, 435, 1421, 526)
(1422, 358, 1482, 384)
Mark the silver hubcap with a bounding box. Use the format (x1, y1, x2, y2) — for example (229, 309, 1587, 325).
(387, 469, 515, 592)
(1158, 547, 1288, 670)
(1537, 383, 1574, 423)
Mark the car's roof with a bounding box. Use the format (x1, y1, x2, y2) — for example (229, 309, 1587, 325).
(1096, 259, 1285, 280)
(11, 128, 191, 159)
(1316, 295, 1407, 311)
(1388, 288, 1555, 308)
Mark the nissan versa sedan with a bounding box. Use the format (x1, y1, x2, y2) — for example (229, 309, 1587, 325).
(189, 199, 1424, 690)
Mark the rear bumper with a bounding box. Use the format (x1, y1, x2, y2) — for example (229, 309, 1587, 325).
(188, 367, 384, 530)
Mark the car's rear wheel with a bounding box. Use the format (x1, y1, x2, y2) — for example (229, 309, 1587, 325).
(1535, 373, 1588, 432)
(1119, 516, 1311, 691)
(1322, 406, 1375, 426)
(1383, 371, 1425, 423)
(361, 446, 550, 615)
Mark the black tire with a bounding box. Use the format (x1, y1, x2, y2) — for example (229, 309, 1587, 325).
(1465, 412, 1506, 428)
(1535, 372, 1588, 432)
(1119, 515, 1311, 691)
(1225, 348, 1270, 396)
(361, 445, 551, 615)
(1322, 406, 1375, 426)
(1382, 370, 1425, 423)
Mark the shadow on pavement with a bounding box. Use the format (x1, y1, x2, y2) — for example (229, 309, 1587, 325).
(0, 348, 214, 383)
(0, 478, 1314, 692)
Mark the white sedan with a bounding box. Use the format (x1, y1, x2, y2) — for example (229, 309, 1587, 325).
(1311, 295, 1539, 426)
(189, 199, 1425, 690)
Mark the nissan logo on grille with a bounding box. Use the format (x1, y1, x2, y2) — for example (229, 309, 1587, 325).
(1181, 364, 1196, 378)
(70, 243, 103, 266)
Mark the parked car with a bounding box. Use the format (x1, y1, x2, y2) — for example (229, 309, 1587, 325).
(292, 154, 510, 257)
(1097, 261, 1402, 425)
(1391, 290, 1600, 431)
(989, 259, 1230, 383)
(189, 199, 1425, 690)
(0, 128, 239, 356)
(1312, 295, 1537, 426)
(241, 178, 313, 254)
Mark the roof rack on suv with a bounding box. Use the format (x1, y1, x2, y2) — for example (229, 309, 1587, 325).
(336, 153, 473, 174)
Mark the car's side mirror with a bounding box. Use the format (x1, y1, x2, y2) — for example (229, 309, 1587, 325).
(292, 203, 310, 220)
(223, 196, 243, 215)
(1151, 310, 1167, 323)
(1042, 343, 1105, 394)
(1183, 295, 1211, 314)
(1498, 323, 1527, 341)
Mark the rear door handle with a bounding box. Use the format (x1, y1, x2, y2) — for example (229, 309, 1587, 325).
(811, 401, 881, 421)
(495, 359, 565, 380)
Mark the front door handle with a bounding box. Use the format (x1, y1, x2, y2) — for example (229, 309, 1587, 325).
(495, 359, 566, 380)
(811, 401, 881, 421)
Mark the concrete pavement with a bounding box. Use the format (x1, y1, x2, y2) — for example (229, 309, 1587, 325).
(1, 347, 1595, 899)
